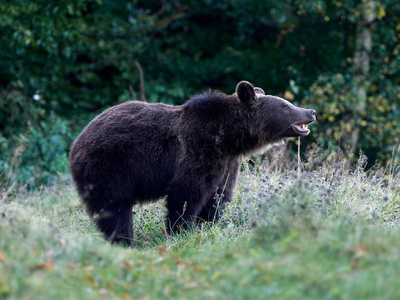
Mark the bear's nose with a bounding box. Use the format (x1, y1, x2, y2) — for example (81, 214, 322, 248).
(309, 109, 316, 116)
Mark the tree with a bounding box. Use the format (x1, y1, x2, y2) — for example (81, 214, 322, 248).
(347, 0, 375, 152)
(0, 0, 399, 188)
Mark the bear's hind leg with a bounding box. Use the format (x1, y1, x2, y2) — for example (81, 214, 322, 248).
(91, 202, 134, 247)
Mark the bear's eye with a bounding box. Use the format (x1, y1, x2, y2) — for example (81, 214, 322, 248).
(281, 103, 289, 110)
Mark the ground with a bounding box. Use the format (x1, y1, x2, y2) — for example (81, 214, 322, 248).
(0, 152, 399, 299)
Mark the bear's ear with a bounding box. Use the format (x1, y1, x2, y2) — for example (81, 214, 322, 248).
(236, 81, 256, 104)
(254, 87, 265, 95)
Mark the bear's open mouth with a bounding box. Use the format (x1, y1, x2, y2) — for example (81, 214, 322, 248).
(291, 121, 313, 136)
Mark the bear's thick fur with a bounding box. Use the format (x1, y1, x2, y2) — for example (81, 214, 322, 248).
(69, 81, 316, 246)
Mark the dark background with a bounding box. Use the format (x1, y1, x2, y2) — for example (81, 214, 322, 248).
(0, 0, 399, 188)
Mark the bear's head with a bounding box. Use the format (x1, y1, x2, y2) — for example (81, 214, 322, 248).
(236, 81, 316, 141)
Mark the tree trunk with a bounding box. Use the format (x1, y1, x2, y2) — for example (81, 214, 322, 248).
(347, 1, 375, 152)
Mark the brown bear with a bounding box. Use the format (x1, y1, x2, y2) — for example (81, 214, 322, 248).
(69, 81, 315, 246)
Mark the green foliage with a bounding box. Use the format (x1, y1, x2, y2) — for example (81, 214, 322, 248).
(0, 0, 399, 188)
(0, 89, 73, 188)
(303, 71, 400, 163)
(300, 0, 400, 162)
(0, 117, 72, 189)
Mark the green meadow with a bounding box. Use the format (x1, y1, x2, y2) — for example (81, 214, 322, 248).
(1, 153, 399, 299)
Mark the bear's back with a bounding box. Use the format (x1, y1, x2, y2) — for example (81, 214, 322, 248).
(71, 101, 180, 153)
(69, 101, 183, 202)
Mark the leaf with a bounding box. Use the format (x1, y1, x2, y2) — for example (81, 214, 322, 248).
(99, 289, 110, 297)
(176, 261, 194, 266)
(123, 261, 132, 269)
(354, 243, 366, 258)
(377, 6, 386, 19)
(35, 259, 53, 270)
(158, 247, 167, 254)
(284, 91, 294, 100)
(0, 252, 4, 261)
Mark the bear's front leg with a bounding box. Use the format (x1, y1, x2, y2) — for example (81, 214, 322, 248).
(197, 159, 240, 223)
(165, 188, 206, 234)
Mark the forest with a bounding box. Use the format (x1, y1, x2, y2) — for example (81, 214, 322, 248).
(0, 0, 399, 188)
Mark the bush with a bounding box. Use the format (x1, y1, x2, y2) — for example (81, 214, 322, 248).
(0, 89, 73, 189)
(302, 73, 400, 164)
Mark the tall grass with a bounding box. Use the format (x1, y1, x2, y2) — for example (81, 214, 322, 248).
(0, 148, 399, 299)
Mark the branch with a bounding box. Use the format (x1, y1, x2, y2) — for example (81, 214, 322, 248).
(134, 60, 147, 102)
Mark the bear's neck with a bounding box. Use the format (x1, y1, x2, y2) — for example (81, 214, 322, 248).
(223, 114, 279, 157)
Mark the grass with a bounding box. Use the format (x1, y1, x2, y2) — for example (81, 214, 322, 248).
(1, 152, 400, 300)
